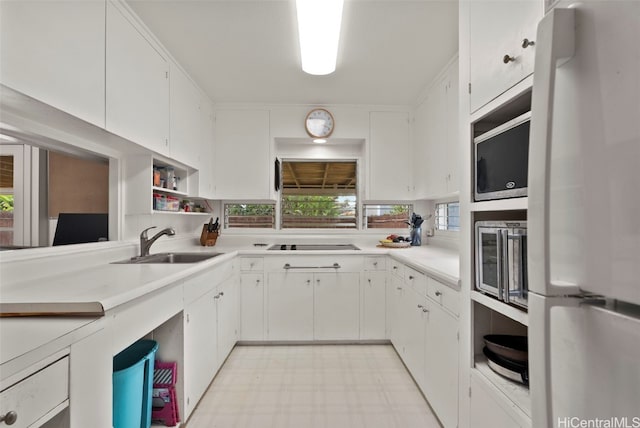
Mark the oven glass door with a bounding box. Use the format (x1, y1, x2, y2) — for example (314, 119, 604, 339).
(476, 226, 502, 299)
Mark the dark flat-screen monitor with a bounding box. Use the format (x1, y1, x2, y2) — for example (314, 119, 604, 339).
(53, 213, 108, 246)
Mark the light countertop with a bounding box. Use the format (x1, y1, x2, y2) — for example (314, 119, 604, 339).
(0, 236, 459, 317)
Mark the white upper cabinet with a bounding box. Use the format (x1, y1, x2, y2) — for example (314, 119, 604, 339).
(0, 0, 106, 127)
(213, 109, 271, 200)
(169, 63, 203, 169)
(197, 98, 215, 199)
(368, 111, 412, 201)
(106, 1, 170, 155)
(469, 0, 542, 112)
(413, 58, 459, 199)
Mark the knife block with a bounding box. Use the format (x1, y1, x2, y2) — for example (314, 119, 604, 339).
(200, 225, 218, 246)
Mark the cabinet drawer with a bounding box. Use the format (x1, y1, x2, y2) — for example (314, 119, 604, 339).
(0, 356, 69, 428)
(240, 257, 264, 271)
(427, 277, 459, 316)
(388, 259, 404, 277)
(405, 267, 427, 296)
(364, 256, 386, 271)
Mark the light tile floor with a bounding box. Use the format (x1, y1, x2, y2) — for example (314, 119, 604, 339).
(185, 344, 441, 428)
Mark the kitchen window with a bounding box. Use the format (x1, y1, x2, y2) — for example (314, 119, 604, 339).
(435, 201, 460, 231)
(280, 160, 357, 229)
(224, 204, 275, 229)
(362, 204, 412, 229)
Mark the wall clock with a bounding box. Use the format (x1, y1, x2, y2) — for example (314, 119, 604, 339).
(304, 108, 335, 138)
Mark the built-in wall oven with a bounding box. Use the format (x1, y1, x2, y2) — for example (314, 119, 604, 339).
(475, 221, 528, 309)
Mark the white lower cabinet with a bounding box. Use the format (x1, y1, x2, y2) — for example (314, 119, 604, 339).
(386, 259, 460, 428)
(216, 276, 239, 363)
(425, 298, 459, 428)
(314, 272, 360, 340)
(183, 286, 218, 418)
(361, 271, 386, 340)
(182, 265, 237, 419)
(266, 273, 314, 340)
(240, 273, 264, 341)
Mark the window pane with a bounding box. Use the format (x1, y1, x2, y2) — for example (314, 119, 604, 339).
(282, 195, 356, 229)
(280, 161, 357, 229)
(225, 204, 275, 229)
(435, 201, 460, 231)
(363, 204, 411, 229)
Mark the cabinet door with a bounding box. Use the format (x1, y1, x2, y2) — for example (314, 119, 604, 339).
(369, 111, 412, 200)
(413, 59, 459, 199)
(386, 274, 405, 346)
(361, 272, 386, 340)
(314, 272, 360, 340)
(184, 288, 217, 418)
(266, 273, 314, 340)
(424, 301, 459, 428)
(0, 0, 105, 127)
(240, 273, 264, 341)
(213, 109, 271, 199)
(170, 63, 202, 169)
(217, 277, 239, 362)
(445, 61, 460, 194)
(469, 0, 542, 112)
(106, 1, 169, 155)
(197, 98, 215, 199)
(400, 290, 427, 388)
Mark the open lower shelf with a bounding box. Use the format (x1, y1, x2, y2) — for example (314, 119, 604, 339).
(473, 354, 531, 418)
(471, 290, 529, 326)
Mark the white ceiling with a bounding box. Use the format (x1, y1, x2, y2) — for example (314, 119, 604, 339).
(127, 0, 459, 106)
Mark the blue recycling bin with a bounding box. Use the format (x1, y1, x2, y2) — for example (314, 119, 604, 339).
(113, 340, 159, 428)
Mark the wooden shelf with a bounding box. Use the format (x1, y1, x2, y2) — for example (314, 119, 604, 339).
(471, 290, 529, 326)
(152, 186, 188, 197)
(473, 355, 531, 418)
(471, 197, 527, 212)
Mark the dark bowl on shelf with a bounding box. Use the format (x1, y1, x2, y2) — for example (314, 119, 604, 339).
(483, 334, 528, 363)
(483, 347, 529, 386)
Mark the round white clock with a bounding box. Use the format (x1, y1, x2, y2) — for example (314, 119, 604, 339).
(305, 108, 335, 138)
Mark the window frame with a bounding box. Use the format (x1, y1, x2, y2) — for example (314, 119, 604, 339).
(434, 201, 460, 235)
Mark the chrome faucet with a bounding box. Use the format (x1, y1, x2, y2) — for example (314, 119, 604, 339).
(139, 226, 175, 257)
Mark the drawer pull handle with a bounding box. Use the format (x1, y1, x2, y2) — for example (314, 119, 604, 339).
(283, 263, 341, 269)
(417, 304, 424, 309)
(422, 308, 429, 313)
(396, 287, 403, 290)
(503, 54, 515, 63)
(373, 262, 378, 266)
(435, 291, 442, 297)
(0, 411, 17, 425)
(409, 275, 414, 280)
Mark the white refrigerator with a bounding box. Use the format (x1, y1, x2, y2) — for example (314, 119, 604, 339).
(528, 2, 640, 428)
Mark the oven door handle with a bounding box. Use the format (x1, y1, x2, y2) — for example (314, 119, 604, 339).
(507, 233, 527, 300)
(283, 263, 341, 270)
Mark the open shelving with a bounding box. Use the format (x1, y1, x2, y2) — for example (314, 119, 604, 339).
(473, 355, 531, 418)
(125, 154, 211, 216)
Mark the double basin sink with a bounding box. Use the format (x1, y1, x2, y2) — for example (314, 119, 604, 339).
(114, 252, 224, 264)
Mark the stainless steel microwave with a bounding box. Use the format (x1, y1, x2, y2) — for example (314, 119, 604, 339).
(475, 221, 527, 309)
(475, 111, 530, 201)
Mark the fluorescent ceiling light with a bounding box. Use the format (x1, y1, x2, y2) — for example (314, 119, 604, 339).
(296, 0, 344, 75)
(313, 138, 327, 144)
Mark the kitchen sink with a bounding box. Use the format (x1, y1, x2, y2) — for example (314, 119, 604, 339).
(113, 252, 224, 264)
